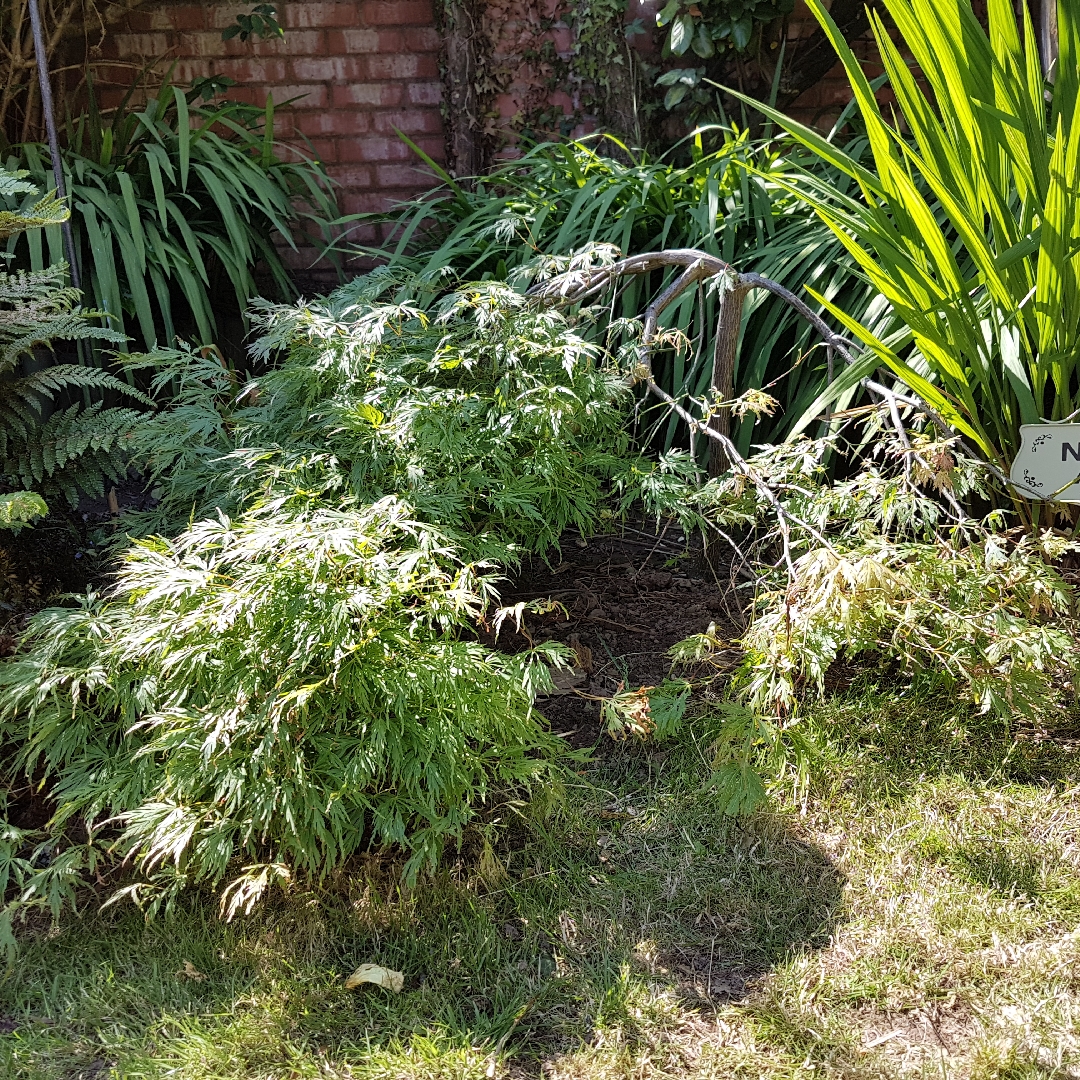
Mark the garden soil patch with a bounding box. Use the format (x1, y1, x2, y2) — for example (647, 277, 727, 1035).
(0, 475, 157, 618)
(483, 528, 744, 748)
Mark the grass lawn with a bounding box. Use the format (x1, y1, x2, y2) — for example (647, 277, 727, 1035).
(1, 682, 1078, 1080)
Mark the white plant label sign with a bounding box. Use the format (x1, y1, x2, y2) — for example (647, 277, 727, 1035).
(1010, 423, 1080, 502)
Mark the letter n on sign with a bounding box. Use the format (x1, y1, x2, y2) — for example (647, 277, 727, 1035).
(1011, 423, 1080, 501)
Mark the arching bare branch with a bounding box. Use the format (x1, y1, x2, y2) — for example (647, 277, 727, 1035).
(531, 248, 1048, 505)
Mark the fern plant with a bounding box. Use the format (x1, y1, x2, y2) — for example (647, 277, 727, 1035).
(0, 167, 143, 515)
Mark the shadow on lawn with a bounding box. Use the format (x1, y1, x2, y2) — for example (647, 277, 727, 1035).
(0, 738, 846, 1077)
(9, 682, 1079, 1077)
(808, 675, 1080, 801)
(255, 741, 848, 1075)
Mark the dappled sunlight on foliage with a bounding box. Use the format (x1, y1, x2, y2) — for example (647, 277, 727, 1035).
(0, 271, 704, 942)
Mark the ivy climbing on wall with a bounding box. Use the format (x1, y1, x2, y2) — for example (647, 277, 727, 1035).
(437, 0, 875, 169)
(653, 0, 879, 121)
(568, 0, 643, 146)
(654, 0, 794, 116)
(657, 0, 795, 63)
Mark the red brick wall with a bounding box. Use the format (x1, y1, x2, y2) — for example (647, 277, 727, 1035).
(105, 0, 446, 230)
(103, 0, 870, 274)
(106, 1, 870, 199)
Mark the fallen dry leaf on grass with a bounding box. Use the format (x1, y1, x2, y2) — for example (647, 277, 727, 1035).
(177, 961, 205, 981)
(344, 963, 404, 992)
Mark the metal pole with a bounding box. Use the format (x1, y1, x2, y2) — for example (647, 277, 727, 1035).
(1037, 0, 1059, 79)
(27, 0, 81, 288)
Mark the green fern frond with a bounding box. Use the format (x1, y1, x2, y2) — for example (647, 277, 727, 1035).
(0, 365, 149, 421)
(0, 170, 38, 200)
(0, 193, 69, 242)
(1, 316, 107, 370)
(0, 399, 40, 441)
(0, 169, 150, 506)
(6, 403, 142, 496)
(0, 263, 80, 306)
(0, 265, 125, 374)
(18, 365, 153, 407)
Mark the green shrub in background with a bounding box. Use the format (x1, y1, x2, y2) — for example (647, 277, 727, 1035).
(654, 0, 796, 114)
(358, 131, 901, 458)
(120, 266, 695, 544)
(3, 75, 339, 355)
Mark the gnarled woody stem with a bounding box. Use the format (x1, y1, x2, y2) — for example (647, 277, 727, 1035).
(709, 282, 749, 477)
(529, 249, 1017, 489)
(529, 248, 1048, 563)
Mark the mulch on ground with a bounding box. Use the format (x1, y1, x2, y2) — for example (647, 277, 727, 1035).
(481, 528, 743, 747)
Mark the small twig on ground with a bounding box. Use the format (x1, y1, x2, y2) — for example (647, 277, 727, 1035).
(580, 614, 649, 634)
